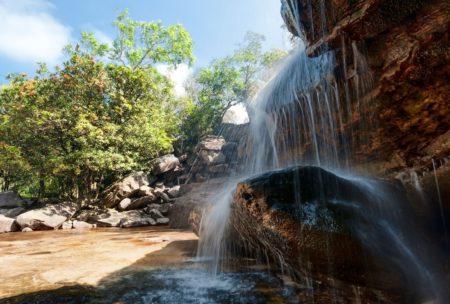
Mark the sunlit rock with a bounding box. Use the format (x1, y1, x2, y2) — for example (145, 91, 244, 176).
(16, 202, 78, 230)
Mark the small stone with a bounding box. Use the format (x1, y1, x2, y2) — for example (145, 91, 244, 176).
(156, 217, 170, 225)
(118, 198, 132, 210)
(22, 227, 33, 232)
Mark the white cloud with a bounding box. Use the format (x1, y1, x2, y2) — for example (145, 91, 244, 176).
(156, 64, 192, 97)
(0, 0, 71, 65)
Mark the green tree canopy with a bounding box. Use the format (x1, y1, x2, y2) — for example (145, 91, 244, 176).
(181, 31, 287, 148)
(0, 11, 194, 199)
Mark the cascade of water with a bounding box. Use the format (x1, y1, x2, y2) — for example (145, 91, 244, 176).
(432, 159, 448, 244)
(197, 2, 447, 302)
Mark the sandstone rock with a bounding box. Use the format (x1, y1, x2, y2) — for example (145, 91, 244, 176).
(16, 202, 79, 230)
(230, 166, 411, 295)
(167, 185, 181, 198)
(156, 217, 170, 225)
(72, 220, 94, 229)
(0, 215, 20, 233)
(0, 207, 26, 218)
(22, 227, 33, 232)
(152, 154, 180, 175)
(102, 172, 150, 208)
(199, 150, 226, 166)
(196, 135, 226, 151)
(0, 191, 25, 208)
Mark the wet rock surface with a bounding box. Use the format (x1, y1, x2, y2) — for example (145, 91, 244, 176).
(279, 0, 449, 189)
(229, 166, 426, 301)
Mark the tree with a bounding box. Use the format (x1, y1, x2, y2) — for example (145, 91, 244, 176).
(69, 10, 194, 70)
(181, 32, 287, 148)
(0, 12, 194, 199)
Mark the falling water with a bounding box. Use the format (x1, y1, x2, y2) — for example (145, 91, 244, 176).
(432, 159, 448, 244)
(196, 1, 448, 302)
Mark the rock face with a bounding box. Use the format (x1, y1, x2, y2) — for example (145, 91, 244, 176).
(16, 202, 79, 230)
(229, 166, 434, 300)
(279, 0, 449, 176)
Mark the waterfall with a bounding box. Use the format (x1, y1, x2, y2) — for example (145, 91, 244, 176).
(196, 1, 448, 302)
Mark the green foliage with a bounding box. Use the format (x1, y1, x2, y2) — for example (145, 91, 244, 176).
(0, 11, 194, 199)
(181, 31, 288, 148)
(67, 10, 194, 70)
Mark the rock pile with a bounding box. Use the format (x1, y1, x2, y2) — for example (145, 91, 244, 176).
(186, 135, 239, 183)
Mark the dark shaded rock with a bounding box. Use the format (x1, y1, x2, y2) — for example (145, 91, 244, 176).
(168, 179, 226, 231)
(151, 154, 180, 175)
(154, 189, 172, 203)
(125, 195, 158, 210)
(148, 209, 164, 220)
(0, 191, 25, 208)
(230, 166, 411, 295)
(0, 207, 26, 218)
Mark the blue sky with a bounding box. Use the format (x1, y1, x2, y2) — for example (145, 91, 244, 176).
(0, 0, 290, 85)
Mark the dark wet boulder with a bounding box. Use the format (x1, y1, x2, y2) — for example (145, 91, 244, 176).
(230, 166, 411, 295)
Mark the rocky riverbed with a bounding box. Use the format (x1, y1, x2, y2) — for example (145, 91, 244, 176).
(0, 227, 302, 304)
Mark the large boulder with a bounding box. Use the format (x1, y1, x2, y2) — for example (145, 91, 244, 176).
(229, 166, 433, 300)
(151, 154, 181, 175)
(196, 135, 226, 151)
(0, 192, 25, 208)
(16, 202, 79, 230)
(102, 172, 150, 208)
(0, 215, 20, 233)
